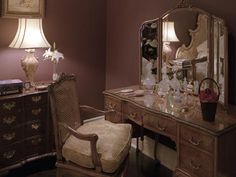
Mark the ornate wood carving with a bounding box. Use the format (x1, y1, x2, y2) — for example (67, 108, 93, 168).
(176, 0, 192, 8)
(176, 14, 209, 59)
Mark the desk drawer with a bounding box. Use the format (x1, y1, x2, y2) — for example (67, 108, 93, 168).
(180, 125, 214, 154)
(26, 105, 47, 121)
(26, 120, 45, 137)
(25, 136, 45, 158)
(0, 142, 23, 168)
(143, 112, 177, 138)
(0, 98, 23, 114)
(24, 93, 47, 106)
(0, 126, 23, 145)
(179, 144, 213, 177)
(104, 96, 122, 123)
(0, 112, 24, 129)
(104, 96, 122, 111)
(124, 102, 142, 125)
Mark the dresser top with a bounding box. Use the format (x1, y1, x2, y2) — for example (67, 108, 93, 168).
(0, 82, 50, 100)
(104, 85, 236, 136)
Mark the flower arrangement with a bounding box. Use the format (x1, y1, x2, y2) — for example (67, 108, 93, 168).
(199, 88, 219, 103)
(43, 42, 64, 63)
(43, 42, 64, 81)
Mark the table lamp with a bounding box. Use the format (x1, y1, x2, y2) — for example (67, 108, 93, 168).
(9, 18, 51, 86)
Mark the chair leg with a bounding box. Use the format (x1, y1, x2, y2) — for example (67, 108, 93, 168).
(136, 137, 139, 153)
(154, 134, 160, 165)
(56, 168, 62, 177)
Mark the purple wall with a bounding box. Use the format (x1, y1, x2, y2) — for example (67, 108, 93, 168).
(0, 0, 107, 108)
(1, 0, 236, 107)
(106, 0, 236, 104)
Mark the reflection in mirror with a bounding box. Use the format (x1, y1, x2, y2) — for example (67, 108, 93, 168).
(139, 1, 228, 109)
(213, 18, 227, 105)
(163, 11, 209, 82)
(140, 20, 158, 86)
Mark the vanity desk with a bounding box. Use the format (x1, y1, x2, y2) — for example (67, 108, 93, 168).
(104, 86, 236, 177)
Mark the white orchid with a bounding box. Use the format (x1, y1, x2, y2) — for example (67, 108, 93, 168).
(43, 43, 64, 64)
(43, 48, 53, 58)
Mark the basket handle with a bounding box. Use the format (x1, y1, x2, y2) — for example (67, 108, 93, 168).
(198, 77, 220, 98)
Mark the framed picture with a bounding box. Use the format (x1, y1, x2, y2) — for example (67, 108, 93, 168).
(2, 0, 45, 18)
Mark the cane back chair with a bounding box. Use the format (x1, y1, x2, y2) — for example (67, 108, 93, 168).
(48, 74, 132, 177)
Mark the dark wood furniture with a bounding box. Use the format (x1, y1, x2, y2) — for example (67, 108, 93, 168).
(0, 88, 55, 175)
(104, 85, 236, 177)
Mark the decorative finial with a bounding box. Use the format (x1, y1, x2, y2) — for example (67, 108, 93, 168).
(176, 0, 192, 8)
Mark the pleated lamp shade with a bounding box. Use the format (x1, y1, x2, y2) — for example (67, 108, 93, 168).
(9, 18, 51, 49)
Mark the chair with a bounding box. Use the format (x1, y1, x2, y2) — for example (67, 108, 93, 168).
(48, 74, 132, 177)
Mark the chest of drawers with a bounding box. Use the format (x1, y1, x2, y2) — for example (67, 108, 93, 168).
(0, 89, 55, 174)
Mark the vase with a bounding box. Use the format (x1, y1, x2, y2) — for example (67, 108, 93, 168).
(200, 102, 217, 122)
(52, 62, 59, 81)
(21, 49, 39, 87)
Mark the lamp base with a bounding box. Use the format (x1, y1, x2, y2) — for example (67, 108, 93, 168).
(21, 49, 39, 87)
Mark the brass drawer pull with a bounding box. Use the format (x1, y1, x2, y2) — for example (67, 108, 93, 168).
(31, 123, 41, 130)
(108, 102, 116, 109)
(2, 102, 16, 111)
(3, 150, 16, 159)
(190, 160, 201, 170)
(32, 96, 42, 103)
(3, 132, 16, 141)
(188, 137, 201, 146)
(129, 112, 137, 119)
(157, 122, 166, 131)
(31, 138, 42, 145)
(31, 108, 41, 115)
(3, 116, 16, 125)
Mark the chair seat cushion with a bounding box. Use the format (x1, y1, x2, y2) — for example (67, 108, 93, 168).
(62, 119, 132, 173)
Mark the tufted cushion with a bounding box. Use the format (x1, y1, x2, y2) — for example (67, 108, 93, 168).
(62, 119, 132, 173)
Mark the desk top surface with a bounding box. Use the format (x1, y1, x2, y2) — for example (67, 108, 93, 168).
(104, 85, 236, 136)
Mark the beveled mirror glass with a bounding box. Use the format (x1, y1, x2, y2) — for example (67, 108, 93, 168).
(140, 19, 159, 84)
(139, 0, 228, 109)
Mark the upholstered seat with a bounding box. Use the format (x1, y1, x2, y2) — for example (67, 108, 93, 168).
(48, 74, 131, 177)
(62, 119, 132, 173)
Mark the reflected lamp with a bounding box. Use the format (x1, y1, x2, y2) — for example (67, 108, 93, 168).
(9, 18, 51, 86)
(162, 21, 179, 62)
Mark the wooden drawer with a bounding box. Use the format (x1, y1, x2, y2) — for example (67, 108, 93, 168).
(179, 144, 214, 177)
(174, 169, 191, 177)
(104, 96, 122, 123)
(104, 96, 122, 111)
(24, 93, 47, 106)
(180, 125, 214, 154)
(26, 105, 47, 121)
(25, 136, 45, 158)
(143, 112, 177, 138)
(0, 142, 24, 168)
(25, 120, 45, 137)
(0, 112, 24, 129)
(0, 126, 24, 145)
(0, 97, 23, 114)
(124, 102, 142, 125)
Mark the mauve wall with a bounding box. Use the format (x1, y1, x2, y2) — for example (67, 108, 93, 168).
(0, 0, 106, 108)
(106, 0, 236, 104)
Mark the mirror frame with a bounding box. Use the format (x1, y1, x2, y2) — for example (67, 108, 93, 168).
(139, 0, 228, 109)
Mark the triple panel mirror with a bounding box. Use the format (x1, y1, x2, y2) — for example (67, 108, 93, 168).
(140, 0, 228, 109)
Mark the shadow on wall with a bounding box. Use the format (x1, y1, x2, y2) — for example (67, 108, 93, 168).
(228, 33, 236, 104)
